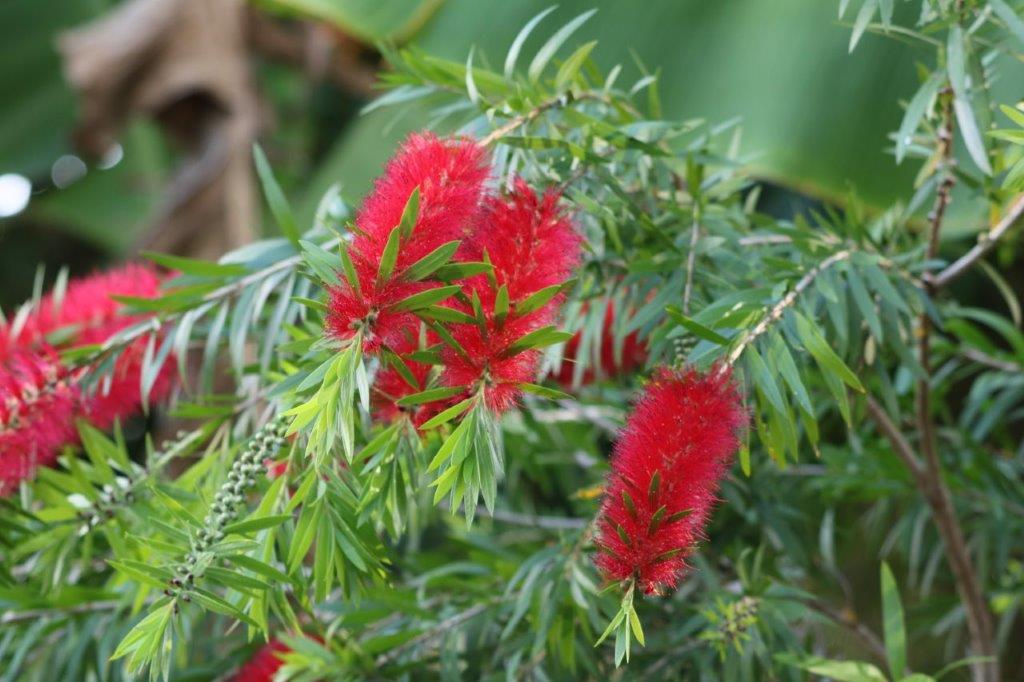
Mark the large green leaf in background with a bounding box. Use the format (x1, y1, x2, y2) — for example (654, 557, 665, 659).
(299, 0, 1024, 229)
(5, 0, 1023, 252)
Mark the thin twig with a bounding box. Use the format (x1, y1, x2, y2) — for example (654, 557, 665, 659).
(914, 84, 998, 682)
(375, 602, 494, 666)
(682, 206, 701, 316)
(478, 92, 600, 148)
(865, 396, 926, 481)
(932, 193, 1024, 288)
(724, 250, 852, 367)
(0, 599, 125, 625)
(961, 347, 1023, 374)
(796, 597, 890, 672)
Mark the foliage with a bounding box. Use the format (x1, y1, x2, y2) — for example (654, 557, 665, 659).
(1, 3, 1024, 681)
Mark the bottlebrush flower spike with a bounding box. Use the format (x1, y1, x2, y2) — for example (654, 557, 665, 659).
(234, 639, 289, 682)
(555, 300, 646, 387)
(326, 133, 490, 353)
(0, 347, 79, 495)
(38, 264, 176, 429)
(594, 366, 744, 595)
(440, 179, 581, 411)
(370, 335, 451, 427)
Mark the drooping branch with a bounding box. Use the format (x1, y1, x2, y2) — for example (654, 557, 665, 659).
(932, 193, 1024, 288)
(724, 249, 852, 367)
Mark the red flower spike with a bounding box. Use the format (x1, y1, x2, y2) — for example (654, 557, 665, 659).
(555, 300, 647, 387)
(234, 639, 289, 682)
(23, 263, 164, 341)
(50, 265, 176, 429)
(0, 348, 79, 495)
(440, 180, 581, 412)
(326, 133, 490, 353)
(594, 366, 745, 595)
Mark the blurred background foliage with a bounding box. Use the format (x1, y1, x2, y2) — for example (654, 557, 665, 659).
(5, 0, 1019, 309)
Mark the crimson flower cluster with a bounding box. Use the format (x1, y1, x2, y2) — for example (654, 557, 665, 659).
(0, 264, 176, 494)
(326, 133, 581, 421)
(594, 366, 744, 595)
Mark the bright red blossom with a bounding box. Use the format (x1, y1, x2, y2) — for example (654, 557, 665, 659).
(326, 133, 490, 353)
(44, 265, 176, 430)
(0, 348, 79, 495)
(234, 639, 289, 682)
(441, 180, 581, 411)
(595, 366, 745, 595)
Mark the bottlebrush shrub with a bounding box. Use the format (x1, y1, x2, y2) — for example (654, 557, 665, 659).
(3, 9, 1022, 681)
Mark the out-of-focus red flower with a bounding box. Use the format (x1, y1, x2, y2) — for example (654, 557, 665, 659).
(554, 300, 646, 387)
(234, 639, 289, 682)
(440, 180, 581, 411)
(44, 265, 176, 429)
(326, 133, 490, 353)
(594, 366, 744, 595)
(0, 347, 79, 495)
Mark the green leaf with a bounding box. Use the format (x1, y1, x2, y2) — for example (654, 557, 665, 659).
(143, 252, 248, 278)
(338, 242, 361, 297)
(665, 306, 729, 345)
(501, 326, 574, 357)
(528, 9, 597, 82)
(398, 187, 420, 241)
(433, 262, 493, 280)
(947, 27, 991, 175)
(775, 653, 887, 682)
(518, 382, 572, 400)
(991, 0, 1024, 45)
(515, 280, 573, 316)
(895, 72, 941, 164)
(391, 285, 461, 312)
(794, 311, 864, 392)
(403, 240, 461, 281)
(555, 40, 597, 89)
(253, 143, 301, 247)
(505, 5, 558, 78)
(880, 562, 907, 680)
(396, 385, 465, 406)
(223, 514, 292, 536)
(419, 398, 473, 430)
(377, 227, 401, 286)
(849, 0, 876, 52)
(300, 240, 342, 286)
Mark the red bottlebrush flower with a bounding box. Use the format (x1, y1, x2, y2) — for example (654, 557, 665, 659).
(555, 300, 646, 387)
(234, 639, 289, 682)
(594, 366, 745, 595)
(47, 265, 177, 429)
(326, 133, 490, 353)
(23, 263, 164, 341)
(440, 180, 581, 411)
(0, 348, 79, 495)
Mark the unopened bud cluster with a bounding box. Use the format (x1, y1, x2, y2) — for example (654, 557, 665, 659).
(167, 416, 288, 598)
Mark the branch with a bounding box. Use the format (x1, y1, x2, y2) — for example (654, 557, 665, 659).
(724, 249, 851, 367)
(375, 602, 493, 666)
(478, 91, 601, 147)
(864, 396, 925, 483)
(913, 81, 998, 682)
(932, 193, 1024, 288)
